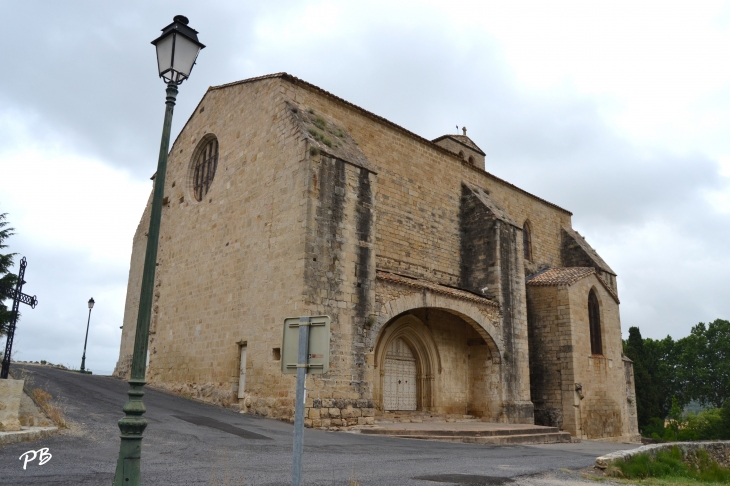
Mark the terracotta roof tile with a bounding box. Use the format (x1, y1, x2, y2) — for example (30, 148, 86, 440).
(527, 267, 595, 286)
(527, 267, 619, 303)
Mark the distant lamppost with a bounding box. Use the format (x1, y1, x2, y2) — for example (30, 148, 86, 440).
(79, 297, 95, 373)
(113, 15, 204, 486)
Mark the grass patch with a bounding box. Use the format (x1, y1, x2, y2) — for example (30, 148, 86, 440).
(31, 388, 68, 428)
(313, 115, 327, 130)
(608, 446, 730, 483)
(307, 127, 334, 147)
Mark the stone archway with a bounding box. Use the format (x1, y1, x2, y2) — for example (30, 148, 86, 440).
(372, 289, 504, 362)
(372, 279, 507, 418)
(374, 314, 440, 412)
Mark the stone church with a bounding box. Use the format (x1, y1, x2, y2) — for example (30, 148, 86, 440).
(114, 73, 639, 441)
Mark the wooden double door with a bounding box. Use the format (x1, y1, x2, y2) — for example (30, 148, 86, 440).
(383, 338, 417, 411)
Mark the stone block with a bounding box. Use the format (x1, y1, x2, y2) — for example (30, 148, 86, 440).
(328, 407, 341, 418)
(341, 407, 361, 419)
(0, 379, 24, 432)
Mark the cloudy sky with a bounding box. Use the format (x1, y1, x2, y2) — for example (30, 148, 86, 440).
(1, 1, 728, 375)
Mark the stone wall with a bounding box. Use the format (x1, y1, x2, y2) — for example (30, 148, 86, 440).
(568, 275, 634, 440)
(297, 151, 377, 426)
(596, 441, 730, 469)
(113, 191, 152, 379)
(115, 78, 312, 417)
(526, 284, 572, 429)
(527, 271, 639, 440)
(286, 76, 572, 289)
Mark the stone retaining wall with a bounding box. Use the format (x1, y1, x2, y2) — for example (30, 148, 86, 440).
(596, 441, 730, 469)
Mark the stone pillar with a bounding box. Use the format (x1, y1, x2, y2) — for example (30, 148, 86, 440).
(0, 379, 25, 431)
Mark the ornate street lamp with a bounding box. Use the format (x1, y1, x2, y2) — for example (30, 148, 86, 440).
(113, 16, 204, 486)
(79, 297, 94, 373)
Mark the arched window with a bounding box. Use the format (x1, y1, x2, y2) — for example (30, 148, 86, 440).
(522, 220, 532, 261)
(588, 289, 602, 355)
(192, 136, 219, 201)
(468, 155, 475, 165)
(458, 150, 465, 160)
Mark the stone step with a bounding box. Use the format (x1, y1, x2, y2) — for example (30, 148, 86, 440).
(376, 431, 573, 445)
(377, 413, 479, 423)
(361, 426, 561, 438)
(376, 418, 479, 424)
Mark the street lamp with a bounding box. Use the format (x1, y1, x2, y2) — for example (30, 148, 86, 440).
(79, 297, 94, 373)
(113, 15, 204, 486)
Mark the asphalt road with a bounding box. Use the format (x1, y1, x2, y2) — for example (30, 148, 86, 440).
(0, 365, 636, 485)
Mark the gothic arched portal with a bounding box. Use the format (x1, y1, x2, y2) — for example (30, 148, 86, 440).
(374, 314, 440, 412)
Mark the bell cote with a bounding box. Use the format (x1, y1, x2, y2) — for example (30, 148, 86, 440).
(432, 127, 486, 169)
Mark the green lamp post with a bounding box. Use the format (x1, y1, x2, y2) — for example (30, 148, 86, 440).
(79, 297, 94, 373)
(113, 15, 204, 486)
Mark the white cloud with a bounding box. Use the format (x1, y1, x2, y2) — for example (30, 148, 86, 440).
(0, 109, 150, 373)
(0, 111, 150, 262)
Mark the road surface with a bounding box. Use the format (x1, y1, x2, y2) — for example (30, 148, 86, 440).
(0, 365, 635, 485)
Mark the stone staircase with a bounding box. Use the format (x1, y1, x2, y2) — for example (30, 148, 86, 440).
(377, 411, 480, 424)
(360, 412, 574, 445)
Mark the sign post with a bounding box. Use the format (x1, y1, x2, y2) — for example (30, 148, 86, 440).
(281, 315, 330, 486)
(291, 317, 309, 486)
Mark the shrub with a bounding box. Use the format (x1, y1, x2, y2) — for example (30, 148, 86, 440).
(611, 446, 730, 482)
(643, 417, 666, 439)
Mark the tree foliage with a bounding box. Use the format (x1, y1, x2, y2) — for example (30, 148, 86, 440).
(679, 319, 730, 409)
(626, 320, 730, 435)
(624, 326, 683, 429)
(0, 212, 17, 336)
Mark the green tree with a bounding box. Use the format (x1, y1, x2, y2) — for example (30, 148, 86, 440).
(0, 212, 17, 336)
(624, 326, 684, 430)
(679, 319, 730, 409)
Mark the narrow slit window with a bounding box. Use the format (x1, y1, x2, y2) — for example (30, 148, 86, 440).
(588, 289, 602, 355)
(522, 220, 532, 261)
(193, 137, 219, 202)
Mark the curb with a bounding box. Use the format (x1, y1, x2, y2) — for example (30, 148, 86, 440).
(0, 427, 58, 446)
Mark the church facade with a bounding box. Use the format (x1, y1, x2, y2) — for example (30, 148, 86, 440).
(114, 73, 639, 441)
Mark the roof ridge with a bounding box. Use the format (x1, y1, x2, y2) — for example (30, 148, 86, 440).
(203, 72, 573, 216)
